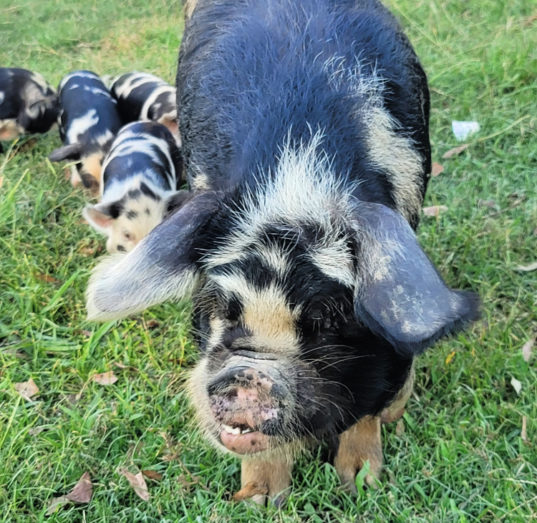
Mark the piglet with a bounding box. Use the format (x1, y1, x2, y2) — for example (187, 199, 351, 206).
(83, 121, 184, 253)
(110, 72, 178, 140)
(0, 67, 58, 141)
(49, 71, 122, 193)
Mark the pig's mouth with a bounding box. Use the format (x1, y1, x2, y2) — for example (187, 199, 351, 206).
(216, 411, 282, 454)
(219, 422, 270, 454)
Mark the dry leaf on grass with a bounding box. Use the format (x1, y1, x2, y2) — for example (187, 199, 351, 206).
(510, 377, 522, 395)
(142, 470, 163, 482)
(46, 472, 92, 515)
(92, 370, 118, 386)
(79, 246, 101, 256)
(442, 144, 469, 159)
(514, 262, 537, 272)
(232, 481, 268, 501)
(14, 378, 39, 400)
(423, 205, 448, 217)
(522, 339, 534, 363)
(35, 272, 59, 284)
(66, 472, 93, 503)
(478, 199, 498, 210)
(431, 162, 444, 177)
(145, 319, 160, 330)
(522, 13, 537, 26)
(395, 419, 405, 436)
(46, 496, 70, 515)
(521, 416, 528, 442)
(29, 426, 46, 436)
(119, 469, 150, 501)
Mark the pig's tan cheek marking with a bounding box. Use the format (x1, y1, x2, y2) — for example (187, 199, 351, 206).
(82, 152, 103, 191)
(334, 415, 383, 491)
(0, 120, 24, 140)
(381, 361, 414, 423)
(240, 455, 293, 506)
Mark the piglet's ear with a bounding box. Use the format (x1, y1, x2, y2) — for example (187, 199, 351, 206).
(83, 203, 117, 233)
(49, 143, 82, 162)
(352, 201, 480, 356)
(86, 191, 221, 321)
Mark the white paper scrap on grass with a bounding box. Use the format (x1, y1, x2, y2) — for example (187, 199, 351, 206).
(452, 120, 480, 141)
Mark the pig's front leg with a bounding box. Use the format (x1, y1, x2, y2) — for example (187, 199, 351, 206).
(334, 415, 382, 492)
(240, 454, 293, 506)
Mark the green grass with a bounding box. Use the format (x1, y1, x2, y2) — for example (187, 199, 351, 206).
(1, 0, 536, 520)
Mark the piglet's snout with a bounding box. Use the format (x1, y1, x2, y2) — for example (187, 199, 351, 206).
(208, 366, 283, 434)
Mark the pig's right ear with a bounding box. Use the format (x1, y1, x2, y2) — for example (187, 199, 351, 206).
(86, 190, 221, 321)
(49, 143, 82, 162)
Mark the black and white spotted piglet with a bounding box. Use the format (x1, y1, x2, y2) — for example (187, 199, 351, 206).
(49, 71, 122, 193)
(0, 67, 58, 142)
(110, 72, 179, 140)
(83, 121, 184, 253)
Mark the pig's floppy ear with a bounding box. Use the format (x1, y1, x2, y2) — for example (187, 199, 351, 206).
(49, 143, 82, 162)
(86, 191, 221, 321)
(352, 201, 479, 356)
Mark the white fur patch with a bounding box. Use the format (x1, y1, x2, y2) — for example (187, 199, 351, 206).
(60, 71, 99, 91)
(191, 173, 211, 190)
(29, 71, 52, 92)
(365, 107, 423, 221)
(140, 85, 176, 120)
(324, 55, 423, 221)
(254, 244, 288, 278)
(205, 132, 355, 270)
(309, 237, 354, 287)
(66, 109, 99, 144)
(113, 72, 165, 99)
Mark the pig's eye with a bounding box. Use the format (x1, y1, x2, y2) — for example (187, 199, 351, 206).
(306, 302, 338, 332)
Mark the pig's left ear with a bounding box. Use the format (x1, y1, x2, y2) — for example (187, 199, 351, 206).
(352, 201, 480, 356)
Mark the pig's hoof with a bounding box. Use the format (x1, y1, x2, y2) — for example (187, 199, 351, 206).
(336, 460, 381, 494)
(334, 415, 383, 493)
(238, 456, 292, 506)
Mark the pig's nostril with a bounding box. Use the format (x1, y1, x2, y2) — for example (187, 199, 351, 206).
(207, 365, 252, 396)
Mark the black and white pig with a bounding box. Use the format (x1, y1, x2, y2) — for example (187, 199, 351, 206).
(0, 67, 58, 141)
(49, 71, 122, 193)
(110, 72, 178, 140)
(86, 0, 480, 503)
(83, 121, 183, 253)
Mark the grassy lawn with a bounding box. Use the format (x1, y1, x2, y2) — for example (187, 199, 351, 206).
(1, 0, 536, 520)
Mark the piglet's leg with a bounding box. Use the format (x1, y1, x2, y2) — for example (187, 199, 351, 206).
(334, 415, 382, 492)
(239, 456, 293, 506)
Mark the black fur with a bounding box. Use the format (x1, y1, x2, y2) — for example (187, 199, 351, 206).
(0, 67, 58, 136)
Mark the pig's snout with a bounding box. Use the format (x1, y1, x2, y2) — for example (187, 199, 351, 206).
(208, 366, 287, 454)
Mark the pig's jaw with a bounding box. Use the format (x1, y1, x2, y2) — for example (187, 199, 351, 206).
(220, 426, 270, 454)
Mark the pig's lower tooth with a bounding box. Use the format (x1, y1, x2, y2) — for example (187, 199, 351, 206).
(223, 424, 241, 435)
(241, 428, 252, 434)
